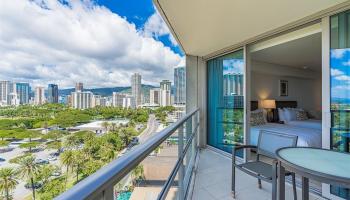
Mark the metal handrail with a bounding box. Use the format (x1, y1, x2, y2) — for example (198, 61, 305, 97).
(55, 108, 200, 200)
(157, 124, 199, 200)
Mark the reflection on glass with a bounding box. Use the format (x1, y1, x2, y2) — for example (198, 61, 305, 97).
(207, 50, 244, 155)
(330, 10, 350, 200)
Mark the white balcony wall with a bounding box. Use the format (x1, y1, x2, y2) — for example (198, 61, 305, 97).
(186, 55, 207, 148)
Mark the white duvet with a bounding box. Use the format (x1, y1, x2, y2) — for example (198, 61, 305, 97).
(250, 123, 322, 148)
(286, 119, 322, 130)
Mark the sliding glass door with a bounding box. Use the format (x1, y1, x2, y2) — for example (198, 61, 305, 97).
(207, 50, 245, 155)
(329, 10, 350, 200)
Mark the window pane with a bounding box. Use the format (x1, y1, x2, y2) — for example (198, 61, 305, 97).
(330, 10, 350, 200)
(207, 50, 244, 155)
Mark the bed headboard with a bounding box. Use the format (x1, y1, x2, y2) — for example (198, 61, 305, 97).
(251, 101, 298, 122)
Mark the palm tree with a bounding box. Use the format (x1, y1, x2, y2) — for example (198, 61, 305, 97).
(17, 156, 39, 200)
(100, 143, 116, 163)
(60, 150, 75, 189)
(101, 121, 110, 133)
(131, 165, 144, 186)
(0, 168, 18, 200)
(72, 150, 85, 183)
(110, 122, 117, 131)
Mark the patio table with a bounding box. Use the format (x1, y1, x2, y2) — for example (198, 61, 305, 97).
(276, 147, 350, 200)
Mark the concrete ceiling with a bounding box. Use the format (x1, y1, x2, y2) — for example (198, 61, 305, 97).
(251, 32, 322, 71)
(155, 0, 348, 57)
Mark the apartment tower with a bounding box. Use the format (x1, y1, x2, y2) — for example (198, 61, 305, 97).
(131, 73, 142, 107)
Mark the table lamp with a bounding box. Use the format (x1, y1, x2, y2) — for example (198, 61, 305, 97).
(262, 99, 276, 122)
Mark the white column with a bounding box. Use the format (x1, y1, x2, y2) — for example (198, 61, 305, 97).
(186, 55, 207, 148)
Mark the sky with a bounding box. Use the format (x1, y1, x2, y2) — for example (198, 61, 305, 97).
(223, 59, 244, 75)
(330, 49, 350, 101)
(0, 0, 184, 89)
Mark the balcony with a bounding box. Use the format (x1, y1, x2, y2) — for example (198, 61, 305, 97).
(190, 149, 324, 200)
(55, 108, 325, 200)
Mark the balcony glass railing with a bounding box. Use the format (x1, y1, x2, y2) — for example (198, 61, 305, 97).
(55, 108, 200, 200)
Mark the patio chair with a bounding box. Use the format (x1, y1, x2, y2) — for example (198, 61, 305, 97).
(232, 130, 298, 200)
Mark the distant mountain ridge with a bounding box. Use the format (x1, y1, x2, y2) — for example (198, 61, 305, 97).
(58, 84, 156, 97)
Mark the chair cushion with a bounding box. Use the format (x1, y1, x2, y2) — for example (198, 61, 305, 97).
(237, 161, 273, 179)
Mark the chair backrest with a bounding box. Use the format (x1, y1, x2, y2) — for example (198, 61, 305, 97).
(257, 130, 298, 159)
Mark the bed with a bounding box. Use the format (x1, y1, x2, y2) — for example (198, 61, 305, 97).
(250, 100, 322, 148)
(250, 123, 322, 147)
(286, 119, 321, 130)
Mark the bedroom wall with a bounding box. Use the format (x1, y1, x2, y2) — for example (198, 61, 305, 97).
(250, 61, 322, 118)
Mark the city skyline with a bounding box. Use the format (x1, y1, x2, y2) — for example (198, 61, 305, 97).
(0, 71, 181, 108)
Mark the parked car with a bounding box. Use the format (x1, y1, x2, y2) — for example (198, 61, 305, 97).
(130, 137, 139, 145)
(25, 182, 42, 189)
(8, 141, 26, 148)
(35, 159, 49, 165)
(50, 152, 60, 157)
(48, 156, 57, 161)
(51, 171, 61, 177)
(0, 158, 5, 162)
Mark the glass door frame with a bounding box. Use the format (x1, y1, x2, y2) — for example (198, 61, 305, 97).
(206, 46, 248, 161)
(322, 10, 350, 199)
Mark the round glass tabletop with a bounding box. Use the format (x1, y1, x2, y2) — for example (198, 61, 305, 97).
(277, 148, 350, 179)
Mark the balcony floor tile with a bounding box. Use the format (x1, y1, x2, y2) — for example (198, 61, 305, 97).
(190, 149, 326, 200)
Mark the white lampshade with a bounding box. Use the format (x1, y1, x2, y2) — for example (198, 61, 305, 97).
(262, 99, 276, 109)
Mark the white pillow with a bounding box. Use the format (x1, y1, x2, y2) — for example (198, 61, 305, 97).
(284, 108, 303, 122)
(278, 108, 286, 122)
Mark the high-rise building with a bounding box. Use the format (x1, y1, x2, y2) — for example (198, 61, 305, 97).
(16, 83, 30, 105)
(122, 96, 136, 109)
(71, 91, 93, 109)
(112, 92, 126, 107)
(92, 95, 101, 107)
(223, 73, 243, 96)
(160, 80, 171, 91)
(131, 73, 142, 107)
(174, 67, 186, 105)
(160, 90, 171, 106)
(160, 80, 172, 106)
(149, 88, 160, 105)
(75, 82, 84, 92)
(8, 93, 20, 106)
(34, 87, 46, 105)
(67, 95, 72, 107)
(47, 84, 59, 103)
(0, 81, 15, 106)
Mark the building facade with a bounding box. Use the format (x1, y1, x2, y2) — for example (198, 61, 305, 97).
(160, 80, 171, 106)
(122, 96, 135, 109)
(174, 67, 186, 104)
(223, 73, 243, 96)
(16, 83, 30, 105)
(34, 87, 46, 105)
(0, 81, 15, 106)
(47, 84, 59, 103)
(75, 82, 84, 92)
(112, 92, 126, 107)
(71, 91, 93, 109)
(131, 73, 142, 107)
(149, 88, 160, 105)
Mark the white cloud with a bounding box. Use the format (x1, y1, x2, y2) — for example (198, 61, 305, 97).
(143, 11, 178, 46)
(331, 49, 348, 59)
(331, 68, 344, 76)
(335, 75, 350, 81)
(0, 0, 183, 88)
(342, 60, 350, 66)
(333, 85, 350, 90)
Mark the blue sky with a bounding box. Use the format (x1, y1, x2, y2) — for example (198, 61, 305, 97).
(330, 49, 350, 101)
(96, 0, 182, 55)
